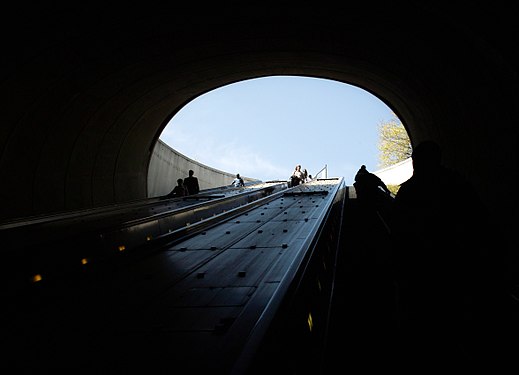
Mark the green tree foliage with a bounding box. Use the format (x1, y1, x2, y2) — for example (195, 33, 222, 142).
(377, 114, 412, 168)
(377, 114, 412, 195)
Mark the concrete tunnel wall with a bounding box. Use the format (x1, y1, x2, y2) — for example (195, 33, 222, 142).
(0, 4, 516, 260)
(148, 139, 259, 197)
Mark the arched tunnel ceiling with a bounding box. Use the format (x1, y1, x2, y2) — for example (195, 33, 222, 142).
(0, 2, 517, 253)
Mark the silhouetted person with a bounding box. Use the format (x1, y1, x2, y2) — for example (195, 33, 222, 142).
(231, 173, 245, 188)
(183, 169, 200, 195)
(165, 178, 189, 198)
(353, 165, 393, 223)
(354, 164, 392, 199)
(289, 164, 304, 187)
(389, 140, 496, 367)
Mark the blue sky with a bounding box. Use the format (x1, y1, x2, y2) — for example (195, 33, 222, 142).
(159, 76, 395, 184)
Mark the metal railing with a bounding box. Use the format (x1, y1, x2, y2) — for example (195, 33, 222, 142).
(313, 164, 328, 179)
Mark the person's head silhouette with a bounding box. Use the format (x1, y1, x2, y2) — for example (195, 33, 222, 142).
(411, 140, 441, 173)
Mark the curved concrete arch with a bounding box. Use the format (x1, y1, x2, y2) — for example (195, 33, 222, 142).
(0, 4, 516, 258)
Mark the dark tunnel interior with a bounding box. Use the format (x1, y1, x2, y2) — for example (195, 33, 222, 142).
(1, 2, 518, 372)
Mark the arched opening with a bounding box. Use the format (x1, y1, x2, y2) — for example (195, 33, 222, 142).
(150, 76, 409, 197)
(2, 3, 516, 371)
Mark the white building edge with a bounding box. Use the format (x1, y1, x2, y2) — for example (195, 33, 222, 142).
(373, 157, 413, 186)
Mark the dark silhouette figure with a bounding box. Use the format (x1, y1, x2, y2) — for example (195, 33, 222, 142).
(354, 164, 392, 199)
(165, 178, 189, 198)
(231, 173, 245, 188)
(183, 169, 200, 195)
(389, 140, 499, 367)
(353, 165, 393, 224)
